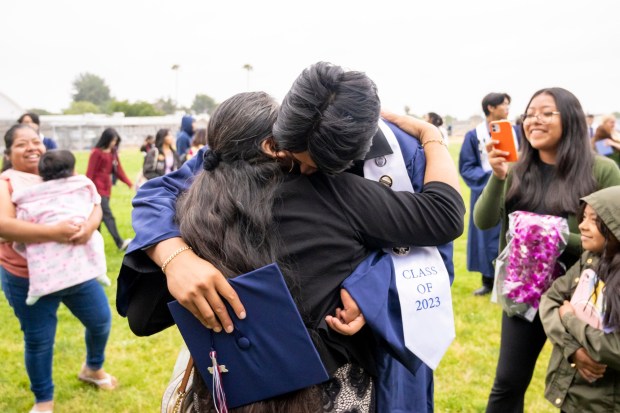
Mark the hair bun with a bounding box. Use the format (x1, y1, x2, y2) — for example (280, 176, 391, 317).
(203, 149, 221, 171)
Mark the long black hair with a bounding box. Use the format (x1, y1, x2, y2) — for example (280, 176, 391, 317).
(94, 127, 121, 150)
(177, 91, 282, 278)
(154, 128, 173, 152)
(273, 62, 380, 174)
(193, 373, 321, 413)
(599, 225, 620, 330)
(176, 92, 322, 411)
(506, 87, 597, 215)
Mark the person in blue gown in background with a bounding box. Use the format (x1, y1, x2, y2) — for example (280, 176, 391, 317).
(458, 92, 510, 296)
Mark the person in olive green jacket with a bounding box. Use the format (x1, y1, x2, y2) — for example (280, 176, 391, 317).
(540, 185, 620, 412)
(474, 87, 620, 413)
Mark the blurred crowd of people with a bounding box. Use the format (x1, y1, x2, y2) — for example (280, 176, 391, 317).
(1, 66, 620, 413)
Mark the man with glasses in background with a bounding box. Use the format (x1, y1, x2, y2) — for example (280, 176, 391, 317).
(458, 93, 511, 296)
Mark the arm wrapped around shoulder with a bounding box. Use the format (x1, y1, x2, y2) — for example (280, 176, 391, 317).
(418, 181, 466, 244)
(344, 179, 466, 248)
(313, 173, 465, 251)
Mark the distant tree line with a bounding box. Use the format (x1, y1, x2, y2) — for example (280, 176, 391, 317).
(58, 72, 218, 117)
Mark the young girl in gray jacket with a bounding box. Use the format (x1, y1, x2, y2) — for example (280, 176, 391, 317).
(540, 185, 620, 412)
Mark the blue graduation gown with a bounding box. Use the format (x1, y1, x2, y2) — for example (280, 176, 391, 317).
(43, 137, 57, 150)
(359, 121, 455, 413)
(116, 150, 204, 326)
(118, 124, 453, 413)
(458, 129, 500, 278)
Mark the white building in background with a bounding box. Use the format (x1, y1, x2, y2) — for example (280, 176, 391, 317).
(0, 109, 209, 152)
(37, 113, 183, 150)
(0, 91, 24, 120)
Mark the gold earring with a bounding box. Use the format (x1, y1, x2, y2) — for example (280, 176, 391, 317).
(288, 159, 295, 173)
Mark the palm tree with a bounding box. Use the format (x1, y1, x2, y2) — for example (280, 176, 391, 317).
(171, 64, 180, 105)
(242, 63, 253, 90)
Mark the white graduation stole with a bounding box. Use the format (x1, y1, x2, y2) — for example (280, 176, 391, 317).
(475, 121, 493, 173)
(363, 120, 455, 370)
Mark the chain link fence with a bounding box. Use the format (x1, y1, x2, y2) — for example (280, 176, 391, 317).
(0, 114, 208, 152)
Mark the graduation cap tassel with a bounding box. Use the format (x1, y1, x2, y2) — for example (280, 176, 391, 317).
(210, 350, 228, 413)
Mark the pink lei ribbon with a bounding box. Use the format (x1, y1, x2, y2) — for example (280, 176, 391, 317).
(503, 211, 568, 309)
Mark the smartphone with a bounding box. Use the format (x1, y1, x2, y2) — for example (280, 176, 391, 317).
(490, 120, 518, 162)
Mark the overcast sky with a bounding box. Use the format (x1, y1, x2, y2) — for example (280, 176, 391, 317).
(2, 0, 619, 119)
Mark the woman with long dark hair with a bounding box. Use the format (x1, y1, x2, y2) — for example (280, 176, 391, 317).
(175, 88, 462, 412)
(474, 87, 620, 412)
(86, 128, 133, 250)
(142, 128, 182, 180)
(119, 62, 464, 412)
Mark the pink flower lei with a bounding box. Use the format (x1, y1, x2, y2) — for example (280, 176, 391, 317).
(503, 211, 568, 309)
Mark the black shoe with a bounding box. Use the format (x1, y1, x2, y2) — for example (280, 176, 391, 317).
(473, 285, 492, 296)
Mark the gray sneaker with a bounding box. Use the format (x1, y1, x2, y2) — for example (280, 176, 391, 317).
(120, 238, 133, 251)
(473, 285, 492, 296)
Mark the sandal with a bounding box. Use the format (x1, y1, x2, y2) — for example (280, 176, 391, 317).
(78, 366, 118, 390)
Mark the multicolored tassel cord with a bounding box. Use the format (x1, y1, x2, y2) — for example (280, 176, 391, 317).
(210, 350, 228, 413)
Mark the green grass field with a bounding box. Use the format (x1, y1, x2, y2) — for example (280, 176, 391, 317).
(0, 144, 555, 412)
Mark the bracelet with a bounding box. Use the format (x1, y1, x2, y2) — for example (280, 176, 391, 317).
(421, 139, 447, 148)
(161, 246, 193, 274)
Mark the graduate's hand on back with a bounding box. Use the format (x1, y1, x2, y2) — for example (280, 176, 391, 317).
(325, 289, 366, 336)
(163, 248, 246, 333)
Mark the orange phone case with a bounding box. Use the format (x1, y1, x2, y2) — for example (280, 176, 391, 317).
(490, 120, 518, 162)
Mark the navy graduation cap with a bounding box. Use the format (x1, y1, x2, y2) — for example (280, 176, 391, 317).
(168, 263, 329, 409)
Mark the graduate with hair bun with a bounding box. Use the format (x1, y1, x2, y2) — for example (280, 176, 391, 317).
(119, 62, 464, 412)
